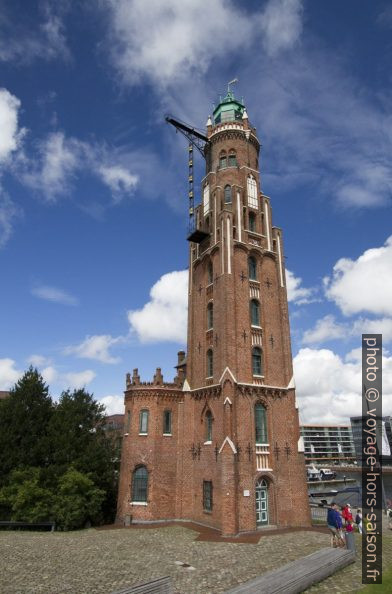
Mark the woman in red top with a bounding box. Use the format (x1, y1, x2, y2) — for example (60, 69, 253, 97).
(342, 504, 353, 526)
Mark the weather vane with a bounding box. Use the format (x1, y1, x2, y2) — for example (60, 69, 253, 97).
(227, 78, 238, 93)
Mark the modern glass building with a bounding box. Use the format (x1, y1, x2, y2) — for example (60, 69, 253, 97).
(300, 425, 356, 465)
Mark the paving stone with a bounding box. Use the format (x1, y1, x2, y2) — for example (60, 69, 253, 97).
(0, 525, 390, 594)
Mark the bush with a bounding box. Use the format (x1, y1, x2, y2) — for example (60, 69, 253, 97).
(53, 468, 105, 530)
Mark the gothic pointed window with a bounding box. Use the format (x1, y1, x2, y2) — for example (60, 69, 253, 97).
(248, 256, 257, 281)
(205, 410, 213, 441)
(203, 182, 210, 216)
(224, 185, 232, 204)
(228, 150, 237, 167)
(219, 152, 227, 169)
(207, 302, 213, 330)
(207, 261, 213, 284)
(206, 349, 213, 378)
(247, 175, 258, 209)
(132, 466, 148, 503)
(250, 299, 260, 326)
(252, 347, 263, 376)
(249, 211, 256, 232)
(255, 403, 268, 444)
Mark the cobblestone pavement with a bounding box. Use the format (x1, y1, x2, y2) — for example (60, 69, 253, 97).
(0, 524, 391, 594)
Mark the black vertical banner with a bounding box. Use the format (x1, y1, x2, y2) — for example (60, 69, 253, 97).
(362, 334, 382, 584)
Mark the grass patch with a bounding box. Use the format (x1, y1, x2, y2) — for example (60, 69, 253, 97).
(357, 564, 392, 593)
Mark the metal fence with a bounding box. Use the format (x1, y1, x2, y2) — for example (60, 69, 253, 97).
(310, 505, 328, 523)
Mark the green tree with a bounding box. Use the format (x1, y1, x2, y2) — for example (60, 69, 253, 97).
(53, 468, 105, 530)
(49, 389, 118, 522)
(0, 468, 54, 522)
(0, 368, 53, 485)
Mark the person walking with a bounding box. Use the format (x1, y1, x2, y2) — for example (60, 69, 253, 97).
(355, 509, 363, 534)
(327, 502, 345, 548)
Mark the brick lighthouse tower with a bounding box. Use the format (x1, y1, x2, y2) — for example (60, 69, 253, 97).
(116, 85, 311, 535)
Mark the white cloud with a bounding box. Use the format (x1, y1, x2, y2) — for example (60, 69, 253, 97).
(103, 0, 302, 87)
(0, 5, 70, 64)
(294, 347, 392, 424)
(27, 354, 51, 367)
(64, 334, 123, 364)
(99, 395, 124, 416)
(31, 284, 79, 306)
(65, 370, 96, 389)
(260, 0, 303, 57)
(98, 165, 138, 198)
(41, 365, 58, 384)
(21, 132, 82, 201)
(286, 269, 315, 304)
(128, 270, 188, 343)
(324, 236, 392, 316)
(0, 358, 22, 389)
(303, 314, 392, 345)
(0, 189, 20, 248)
(302, 315, 346, 344)
(0, 88, 25, 163)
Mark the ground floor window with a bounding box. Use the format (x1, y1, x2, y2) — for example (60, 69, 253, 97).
(203, 480, 213, 511)
(132, 466, 148, 502)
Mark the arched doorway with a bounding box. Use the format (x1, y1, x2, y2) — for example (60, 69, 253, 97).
(256, 478, 269, 526)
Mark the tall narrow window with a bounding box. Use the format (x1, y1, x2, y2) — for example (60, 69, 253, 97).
(249, 211, 256, 232)
(203, 182, 210, 216)
(255, 403, 268, 444)
(247, 175, 258, 209)
(139, 409, 149, 434)
(219, 152, 227, 169)
(207, 302, 213, 330)
(205, 410, 213, 441)
(125, 410, 131, 433)
(228, 151, 237, 167)
(132, 466, 148, 503)
(163, 410, 172, 435)
(224, 185, 232, 203)
(207, 261, 213, 284)
(250, 299, 260, 326)
(206, 349, 213, 377)
(203, 480, 213, 511)
(252, 347, 263, 376)
(248, 256, 257, 281)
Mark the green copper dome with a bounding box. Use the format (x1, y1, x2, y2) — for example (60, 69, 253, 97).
(213, 89, 245, 124)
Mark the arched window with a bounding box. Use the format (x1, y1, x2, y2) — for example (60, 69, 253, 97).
(224, 185, 232, 203)
(132, 466, 148, 502)
(255, 403, 268, 444)
(219, 152, 227, 169)
(207, 261, 213, 284)
(247, 175, 258, 209)
(207, 302, 213, 330)
(250, 299, 260, 326)
(205, 410, 213, 441)
(248, 256, 257, 281)
(139, 409, 149, 434)
(228, 151, 237, 167)
(249, 212, 256, 232)
(206, 349, 213, 377)
(252, 347, 263, 376)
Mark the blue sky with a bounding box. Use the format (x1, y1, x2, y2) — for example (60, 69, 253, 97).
(0, 0, 391, 424)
